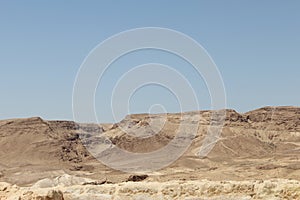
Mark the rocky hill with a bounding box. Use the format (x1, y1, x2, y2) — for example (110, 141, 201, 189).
(0, 106, 300, 199)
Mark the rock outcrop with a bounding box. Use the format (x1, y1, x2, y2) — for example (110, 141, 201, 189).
(1, 177, 300, 200)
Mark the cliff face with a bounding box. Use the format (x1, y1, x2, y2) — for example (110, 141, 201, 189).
(0, 106, 300, 187)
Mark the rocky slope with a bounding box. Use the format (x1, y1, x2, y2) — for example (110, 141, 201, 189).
(0, 106, 300, 199)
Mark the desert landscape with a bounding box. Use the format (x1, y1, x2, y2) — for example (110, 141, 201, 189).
(0, 106, 300, 199)
(2, 1, 299, 199)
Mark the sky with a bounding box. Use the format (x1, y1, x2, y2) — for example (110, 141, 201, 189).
(0, 1, 299, 123)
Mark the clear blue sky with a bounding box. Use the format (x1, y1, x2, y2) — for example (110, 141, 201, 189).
(0, 1, 299, 122)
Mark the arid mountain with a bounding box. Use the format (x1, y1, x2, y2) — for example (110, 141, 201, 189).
(0, 106, 300, 199)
